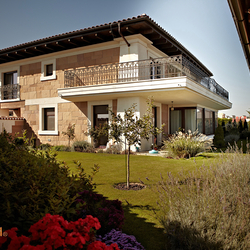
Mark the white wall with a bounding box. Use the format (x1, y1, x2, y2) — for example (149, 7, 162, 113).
(0, 119, 15, 133)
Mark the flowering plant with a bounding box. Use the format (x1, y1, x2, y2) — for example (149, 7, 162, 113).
(76, 191, 124, 235)
(97, 229, 145, 250)
(0, 214, 120, 250)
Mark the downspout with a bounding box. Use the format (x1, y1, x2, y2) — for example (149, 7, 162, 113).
(118, 22, 130, 47)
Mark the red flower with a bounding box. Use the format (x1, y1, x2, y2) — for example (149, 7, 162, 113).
(87, 241, 120, 250)
(8, 235, 30, 250)
(6, 227, 18, 239)
(0, 236, 7, 247)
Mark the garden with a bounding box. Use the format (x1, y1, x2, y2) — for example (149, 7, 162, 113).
(0, 105, 250, 249)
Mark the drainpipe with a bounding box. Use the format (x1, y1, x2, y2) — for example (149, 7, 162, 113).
(118, 22, 130, 47)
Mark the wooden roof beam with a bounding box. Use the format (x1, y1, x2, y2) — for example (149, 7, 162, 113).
(44, 44, 55, 51)
(125, 26, 136, 34)
(95, 33, 105, 41)
(80, 36, 90, 43)
(55, 41, 65, 48)
(67, 39, 78, 46)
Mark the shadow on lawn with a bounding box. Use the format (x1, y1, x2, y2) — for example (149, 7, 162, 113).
(122, 204, 167, 250)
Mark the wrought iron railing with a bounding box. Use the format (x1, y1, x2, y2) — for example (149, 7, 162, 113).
(0, 84, 20, 100)
(64, 55, 229, 100)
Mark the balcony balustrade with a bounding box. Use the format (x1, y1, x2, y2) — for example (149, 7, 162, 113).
(0, 84, 20, 100)
(64, 55, 229, 100)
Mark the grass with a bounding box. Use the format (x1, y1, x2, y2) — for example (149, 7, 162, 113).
(56, 151, 218, 250)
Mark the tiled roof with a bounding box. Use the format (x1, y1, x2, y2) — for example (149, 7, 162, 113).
(0, 14, 212, 76)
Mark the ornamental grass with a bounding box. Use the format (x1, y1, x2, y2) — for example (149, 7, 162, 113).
(163, 130, 211, 159)
(156, 145, 250, 249)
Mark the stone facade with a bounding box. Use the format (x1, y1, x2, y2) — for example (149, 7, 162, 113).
(16, 47, 120, 146)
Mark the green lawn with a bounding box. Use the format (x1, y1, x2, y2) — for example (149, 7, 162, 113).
(56, 151, 218, 250)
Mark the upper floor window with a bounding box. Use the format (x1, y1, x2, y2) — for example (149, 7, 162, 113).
(40, 59, 56, 81)
(1, 71, 19, 100)
(45, 64, 53, 76)
(4, 71, 17, 85)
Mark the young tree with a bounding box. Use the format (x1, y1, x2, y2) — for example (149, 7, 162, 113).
(109, 99, 164, 189)
(62, 123, 75, 147)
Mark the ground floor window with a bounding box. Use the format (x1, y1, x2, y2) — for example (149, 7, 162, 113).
(170, 107, 217, 135)
(44, 108, 55, 131)
(93, 105, 109, 147)
(170, 110, 182, 134)
(38, 104, 58, 135)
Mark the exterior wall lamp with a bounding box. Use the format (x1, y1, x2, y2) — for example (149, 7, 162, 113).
(171, 101, 174, 111)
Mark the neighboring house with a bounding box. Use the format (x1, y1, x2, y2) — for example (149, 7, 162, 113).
(0, 14, 232, 150)
(228, 0, 250, 71)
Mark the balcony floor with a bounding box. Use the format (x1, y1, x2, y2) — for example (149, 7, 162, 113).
(58, 76, 232, 110)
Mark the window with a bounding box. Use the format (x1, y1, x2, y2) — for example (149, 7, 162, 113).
(197, 107, 203, 133)
(45, 64, 53, 76)
(44, 108, 55, 130)
(150, 60, 162, 79)
(170, 110, 182, 134)
(2, 71, 18, 100)
(185, 109, 196, 132)
(38, 104, 58, 135)
(205, 109, 214, 135)
(40, 59, 56, 81)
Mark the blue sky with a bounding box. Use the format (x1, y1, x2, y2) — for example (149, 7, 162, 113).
(0, 0, 249, 116)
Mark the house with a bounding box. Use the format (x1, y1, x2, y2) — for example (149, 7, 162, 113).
(228, 0, 250, 71)
(0, 14, 232, 150)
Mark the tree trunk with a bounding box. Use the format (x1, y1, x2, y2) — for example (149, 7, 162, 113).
(126, 145, 130, 189)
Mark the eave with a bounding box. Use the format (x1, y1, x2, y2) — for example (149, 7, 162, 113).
(0, 14, 212, 77)
(228, 0, 250, 71)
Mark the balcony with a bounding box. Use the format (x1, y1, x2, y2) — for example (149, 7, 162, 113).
(0, 84, 20, 101)
(64, 55, 229, 101)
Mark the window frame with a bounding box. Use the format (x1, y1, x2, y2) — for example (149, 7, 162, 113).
(0, 67, 20, 102)
(38, 104, 58, 135)
(40, 59, 56, 81)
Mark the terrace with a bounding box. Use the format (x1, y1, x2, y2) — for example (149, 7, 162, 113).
(64, 55, 229, 100)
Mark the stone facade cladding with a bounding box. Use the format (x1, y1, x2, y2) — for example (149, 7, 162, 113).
(19, 47, 120, 146)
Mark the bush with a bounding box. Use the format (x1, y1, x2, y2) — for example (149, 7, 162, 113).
(213, 125, 225, 148)
(0, 131, 94, 235)
(76, 190, 124, 235)
(224, 133, 240, 144)
(39, 143, 51, 150)
(72, 140, 95, 153)
(52, 145, 71, 151)
(156, 147, 250, 249)
(0, 214, 120, 250)
(106, 144, 122, 154)
(163, 130, 211, 159)
(97, 229, 145, 250)
(240, 130, 250, 139)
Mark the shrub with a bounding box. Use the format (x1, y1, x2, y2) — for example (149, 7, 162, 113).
(97, 229, 145, 250)
(224, 133, 240, 144)
(72, 140, 95, 153)
(53, 145, 71, 151)
(213, 125, 225, 148)
(0, 131, 94, 235)
(240, 129, 250, 139)
(156, 147, 250, 249)
(106, 144, 122, 154)
(0, 214, 120, 250)
(163, 130, 211, 159)
(76, 190, 124, 235)
(39, 143, 51, 150)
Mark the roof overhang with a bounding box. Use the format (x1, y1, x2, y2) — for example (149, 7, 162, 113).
(228, 0, 250, 71)
(0, 14, 212, 77)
